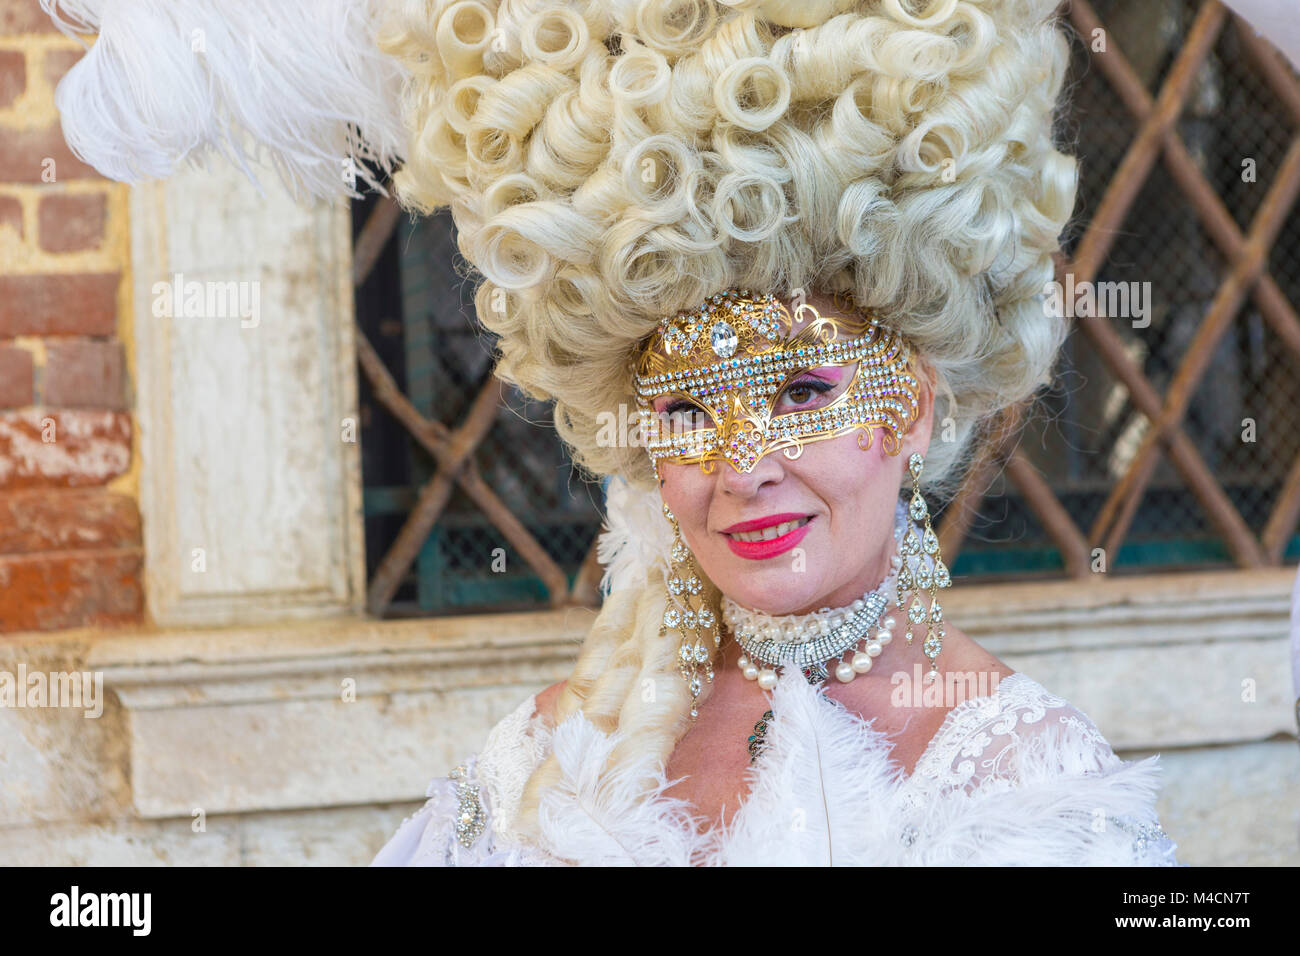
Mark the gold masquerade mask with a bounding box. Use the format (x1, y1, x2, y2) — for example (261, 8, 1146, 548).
(634, 289, 922, 474)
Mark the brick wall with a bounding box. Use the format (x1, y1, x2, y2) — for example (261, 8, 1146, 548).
(0, 3, 142, 632)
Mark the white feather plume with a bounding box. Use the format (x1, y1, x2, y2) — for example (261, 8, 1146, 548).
(533, 712, 712, 866)
(596, 476, 674, 597)
(41, 0, 406, 199)
(521, 666, 1179, 866)
(698, 666, 908, 866)
(906, 726, 1171, 866)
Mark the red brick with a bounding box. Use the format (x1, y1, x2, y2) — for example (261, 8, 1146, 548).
(0, 488, 140, 554)
(0, 122, 99, 183)
(43, 47, 82, 88)
(0, 408, 131, 489)
(0, 273, 119, 336)
(43, 338, 125, 408)
(0, 1, 60, 36)
(38, 192, 106, 253)
(0, 548, 143, 633)
(0, 49, 23, 109)
(0, 344, 33, 407)
(0, 194, 21, 238)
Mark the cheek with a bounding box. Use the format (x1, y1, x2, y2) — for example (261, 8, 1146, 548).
(658, 464, 711, 540)
(803, 433, 895, 519)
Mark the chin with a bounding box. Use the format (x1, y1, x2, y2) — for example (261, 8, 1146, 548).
(719, 572, 824, 616)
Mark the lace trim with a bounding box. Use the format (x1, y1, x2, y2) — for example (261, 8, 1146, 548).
(469, 692, 552, 847)
(901, 672, 1115, 807)
(384, 703, 562, 866)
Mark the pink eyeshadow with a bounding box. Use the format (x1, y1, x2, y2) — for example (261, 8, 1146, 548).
(803, 366, 845, 383)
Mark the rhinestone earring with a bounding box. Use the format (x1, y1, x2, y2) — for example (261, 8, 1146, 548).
(896, 452, 952, 683)
(660, 502, 719, 719)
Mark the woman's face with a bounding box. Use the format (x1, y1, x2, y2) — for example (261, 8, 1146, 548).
(652, 291, 934, 616)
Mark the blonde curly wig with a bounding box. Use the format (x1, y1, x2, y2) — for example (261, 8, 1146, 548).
(379, 0, 1079, 854)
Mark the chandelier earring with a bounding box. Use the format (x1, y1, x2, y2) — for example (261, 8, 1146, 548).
(897, 452, 952, 683)
(659, 501, 719, 720)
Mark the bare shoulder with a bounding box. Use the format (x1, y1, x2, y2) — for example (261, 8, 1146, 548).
(940, 623, 1016, 685)
(533, 679, 568, 729)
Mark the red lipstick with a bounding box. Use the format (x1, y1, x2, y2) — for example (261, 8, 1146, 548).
(720, 512, 808, 534)
(722, 514, 814, 560)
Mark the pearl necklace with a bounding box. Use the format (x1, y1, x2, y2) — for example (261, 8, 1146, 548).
(722, 499, 909, 688)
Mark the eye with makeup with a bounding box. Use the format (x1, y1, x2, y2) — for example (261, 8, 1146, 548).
(654, 373, 839, 426)
(655, 396, 714, 431)
(772, 374, 838, 413)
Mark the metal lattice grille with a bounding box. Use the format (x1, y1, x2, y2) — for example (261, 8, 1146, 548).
(354, 204, 604, 616)
(353, 0, 1300, 616)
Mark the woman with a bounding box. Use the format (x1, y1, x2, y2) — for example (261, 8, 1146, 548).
(360, 0, 1180, 865)
(370, 286, 1177, 866)
(43, 0, 1187, 865)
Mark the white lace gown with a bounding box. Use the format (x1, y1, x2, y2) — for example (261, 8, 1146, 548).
(371, 666, 1180, 866)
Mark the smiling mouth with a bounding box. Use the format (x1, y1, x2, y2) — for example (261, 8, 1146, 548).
(724, 516, 811, 543)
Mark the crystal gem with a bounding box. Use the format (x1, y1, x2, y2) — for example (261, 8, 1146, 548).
(710, 320, 739, 359)
(908, 596, 926, 624)
(802, 661, 828, 684)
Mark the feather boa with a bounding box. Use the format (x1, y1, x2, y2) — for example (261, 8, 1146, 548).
(40, 0, 405, 198)
(523, 666, 1173, 866)
(699, 665, 907, 866)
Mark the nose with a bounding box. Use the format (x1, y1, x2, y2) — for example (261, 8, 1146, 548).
(717, 448, 785, 497)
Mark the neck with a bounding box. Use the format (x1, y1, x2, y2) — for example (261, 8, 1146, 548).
(787, 545, 896, 616)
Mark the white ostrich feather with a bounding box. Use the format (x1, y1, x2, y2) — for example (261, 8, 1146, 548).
(700, 665, 908, 866)
(519, 668, 1177, 866)
(41, 0, 405, 198)
(533, 713, 711, 866)
(378, 664, 1180, 865)
(596, 476, 674, 596)
(904, 726, 1170, 866)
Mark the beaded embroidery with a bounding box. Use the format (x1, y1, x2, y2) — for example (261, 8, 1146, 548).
(449, 764, 486, 848)
(746, 709, 775, 763)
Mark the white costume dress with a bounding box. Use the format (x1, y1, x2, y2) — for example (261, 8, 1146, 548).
(372, 481, 1180, 867)
(372, 667, 1178, 867)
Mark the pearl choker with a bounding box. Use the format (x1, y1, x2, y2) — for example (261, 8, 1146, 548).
(722, 499, 909, 687)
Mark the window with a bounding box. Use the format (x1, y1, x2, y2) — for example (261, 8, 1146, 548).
(352, 0, 1300, 614)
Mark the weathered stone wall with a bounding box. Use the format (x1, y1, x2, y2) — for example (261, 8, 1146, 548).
(1, 576, 1295, 866)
